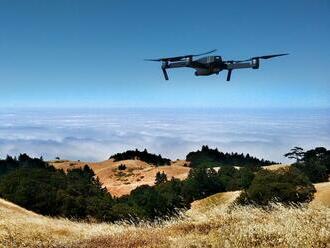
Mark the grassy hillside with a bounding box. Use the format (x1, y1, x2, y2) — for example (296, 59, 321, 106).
(312, 182, 330, 207)
(191, 182, 330, 210)
(1, 183, 329, 248)
(51, 159, 289, 197)
(50, 159, 190, 197)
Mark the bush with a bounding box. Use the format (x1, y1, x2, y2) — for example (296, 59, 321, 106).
(237, 167, 316, 205)
(118, 164, 127, 170)
(155, 171, 168, 185)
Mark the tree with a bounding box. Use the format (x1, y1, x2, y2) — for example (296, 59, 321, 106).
(284, 147, 304, 163)
(293, 147, 329, 183)
(237, 167, 255, 189)
(218, 166, 240, 191)
(155, 171, 168, 185)
(0, 156, 115, 221)
(109, 149, 171, 166)
(181, 167, 223, 202)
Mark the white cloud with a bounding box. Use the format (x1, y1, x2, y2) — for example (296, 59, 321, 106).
(0, 108, 329, 162)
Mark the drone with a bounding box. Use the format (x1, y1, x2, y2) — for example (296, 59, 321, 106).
(145, 50, 288, 81)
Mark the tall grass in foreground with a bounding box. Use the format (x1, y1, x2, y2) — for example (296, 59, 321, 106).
(0, 198, 329, 248)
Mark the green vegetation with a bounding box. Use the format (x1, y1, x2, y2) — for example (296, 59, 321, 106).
(0, 154, 249, 221)
(117, 164, 127, 170)
(287, 147, 330, 183)
(109, 148, 171, 166)
(237, 167, 316, 205)
(186, 145, 276, 168)
(115, 180, 186, 220)
(1, 146, 325, 222)
(155, 171, 168, 185)
(284, 146, 304, 163)
(0, 154, 114, 220)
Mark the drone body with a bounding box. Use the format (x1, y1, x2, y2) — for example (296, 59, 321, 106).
(145, 50, 288, 81)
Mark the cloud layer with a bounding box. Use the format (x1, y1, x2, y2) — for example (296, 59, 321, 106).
(0, 108, 329, 163)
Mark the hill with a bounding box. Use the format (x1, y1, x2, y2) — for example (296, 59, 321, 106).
(311, 182, 330, 207)
(51, 158, 290, 197)
(51, 158, 292, 197)
(50, 159, 190, 197)
(190, 181, 330, 211)
(1, 183, 329, 247)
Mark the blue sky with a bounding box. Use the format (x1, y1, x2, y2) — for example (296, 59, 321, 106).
(0, 0, 329, 108)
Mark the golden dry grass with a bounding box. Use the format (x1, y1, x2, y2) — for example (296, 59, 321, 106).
(262, 164, 290, 171)
(50, 159, 190, 197)
(1, 184, 329, 248)
(190, 190, 241, 212)
(311, 182, 330, 208)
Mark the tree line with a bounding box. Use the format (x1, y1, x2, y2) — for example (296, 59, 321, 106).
(186, 145, 277, 168)
(109, 149, 171, 166)
(0, 146, 328, 222)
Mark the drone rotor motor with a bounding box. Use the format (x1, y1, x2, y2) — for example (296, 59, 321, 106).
(252, 58, 260, 69)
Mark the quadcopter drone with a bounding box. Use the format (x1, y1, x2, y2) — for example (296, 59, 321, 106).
(145, 50, 288, 81)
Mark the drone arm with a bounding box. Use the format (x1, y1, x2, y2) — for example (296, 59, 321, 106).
(226, 62, 254, 70)
(225, 61, 257, 81)
(166, 61, 188, 68)
(160, 61, 188, 80)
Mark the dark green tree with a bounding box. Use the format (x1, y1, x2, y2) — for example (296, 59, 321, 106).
(186, 145, 276, 168)
(293, 147, 329, 183)
(155, 171, 168, 185)
(284, 147, 304, 163)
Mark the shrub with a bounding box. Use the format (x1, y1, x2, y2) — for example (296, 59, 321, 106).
(118, 164, 127, 170)
(155, 171, 168, 185)
(237, 167, 316, 205)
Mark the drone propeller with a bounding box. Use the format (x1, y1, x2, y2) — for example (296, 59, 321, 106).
(233, 53, 289, 63)
(145, 49, 217, 62)
(254, 53, 289, 60)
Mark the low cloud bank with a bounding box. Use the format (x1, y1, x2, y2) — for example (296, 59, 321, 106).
(0, 108, 329, 162)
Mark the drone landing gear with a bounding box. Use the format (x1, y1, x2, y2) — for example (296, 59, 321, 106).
(162, 68, 169, 80)
(226, 69, 232, 81)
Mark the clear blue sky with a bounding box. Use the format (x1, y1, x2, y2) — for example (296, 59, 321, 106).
(0, 0, 329, 108)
